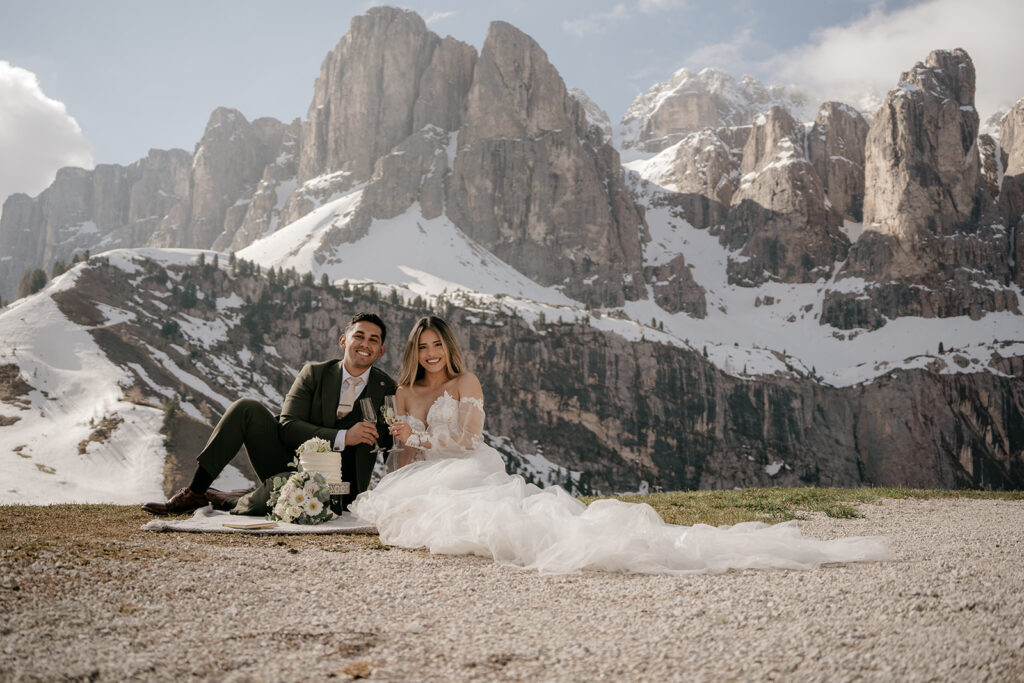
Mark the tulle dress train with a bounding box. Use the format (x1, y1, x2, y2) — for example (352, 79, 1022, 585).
(349, 393, 892, 575)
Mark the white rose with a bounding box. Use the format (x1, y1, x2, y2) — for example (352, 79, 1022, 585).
(303, 481, 319, 498)
(287, 505, 303, 520)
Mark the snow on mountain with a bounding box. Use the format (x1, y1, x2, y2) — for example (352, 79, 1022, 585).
(621, 203, 1024, 387)
(0, 268, 168, 504)
(615, 67, 812, 158)
(239, 176, 1023, 390)
(238, 186, 577, 307)
(0, 252, 265, 504)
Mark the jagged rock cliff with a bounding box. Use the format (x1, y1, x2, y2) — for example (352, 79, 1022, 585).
(822, 49, 1019, 329)
(722, 106, 844, 286)
(619, 68, 809, 154)
(1000, 98, 1024, 286)
(297, 8, 473, 186)
(448, 21, 647, 307)
(807, 102, 869, 227)
(0, 109, 296, 299)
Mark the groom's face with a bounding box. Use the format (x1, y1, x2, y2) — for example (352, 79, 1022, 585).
(340, 322, 385, 373)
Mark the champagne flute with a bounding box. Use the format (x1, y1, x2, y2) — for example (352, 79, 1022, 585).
(358, 397, 384, 455)
(381, 395, 400, 449)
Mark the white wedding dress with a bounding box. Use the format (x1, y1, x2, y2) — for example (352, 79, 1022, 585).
(349, 393, 892, 575)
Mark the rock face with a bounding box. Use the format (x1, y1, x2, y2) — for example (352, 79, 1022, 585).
(0, 109, 295, 299)
(822, 49, 1018, 329)
(862, 49, 982, 244)
(190, 109, 292, 250)
(807, 102, 869, 226)
(637, 127, 745, 230)
(222, 121, 302, 252)
(569, 88, 613, 142)
(619, 68, 810, 154)
(722, 106, 844, 286)
(297, 8, 474, 185)
(1000, 98, 1024, 286)
(0, 151, 188, 299)
(447, 21, 647, 306)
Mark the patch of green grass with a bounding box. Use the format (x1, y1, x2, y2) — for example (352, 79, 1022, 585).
(582, 487, 1024, 527)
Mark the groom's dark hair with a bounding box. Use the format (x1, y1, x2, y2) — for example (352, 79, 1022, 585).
(346, 312, 387, 343)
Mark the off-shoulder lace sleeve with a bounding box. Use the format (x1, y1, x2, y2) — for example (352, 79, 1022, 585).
(405, 396, 484, 455)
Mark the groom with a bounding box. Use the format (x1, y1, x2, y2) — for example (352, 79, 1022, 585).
(142, 312, 397, 515)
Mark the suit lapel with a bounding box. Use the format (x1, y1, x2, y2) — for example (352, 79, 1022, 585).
(322, 361, 344, 428)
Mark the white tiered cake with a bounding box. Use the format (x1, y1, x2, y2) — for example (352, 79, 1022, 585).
(299, 452, 349, 495)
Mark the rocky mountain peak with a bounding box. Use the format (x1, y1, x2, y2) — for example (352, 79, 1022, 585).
(822, 48, 1018, 329)
(462, 20, 577, 141)
(808, 102, 869, 225)
(740, 105, 805, 176)
(189, 108, 286, 250)
(722, 105, 838, 286)
(1001, 98, 1024, 176)
(448, 19, 647, 307)
(569, 88, 613, 142)
(998, 98, 1024, 284)
(296, 7, 448, 184)
(862, 48, 981, 244)
(619, 67, 809, 154)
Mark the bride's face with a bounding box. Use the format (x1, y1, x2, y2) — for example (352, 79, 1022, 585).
(417, 328, 448, 377)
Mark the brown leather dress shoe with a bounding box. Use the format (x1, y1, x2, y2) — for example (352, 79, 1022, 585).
(205, 487, 252, 512)
(141, 487, 209, 515)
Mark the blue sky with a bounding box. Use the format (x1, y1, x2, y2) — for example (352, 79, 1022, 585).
(2, 0, 1022, 206)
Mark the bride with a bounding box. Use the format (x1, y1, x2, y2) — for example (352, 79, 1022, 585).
(349, 316, 892, 575)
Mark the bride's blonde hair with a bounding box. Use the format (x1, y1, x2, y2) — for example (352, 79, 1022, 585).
(398, 316, 467, 387)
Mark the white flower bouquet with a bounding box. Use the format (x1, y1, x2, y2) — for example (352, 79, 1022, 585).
(267, 470, 335, 524)
(267, 436, 338, 524)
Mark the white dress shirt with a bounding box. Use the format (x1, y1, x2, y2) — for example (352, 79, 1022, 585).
(333, 366, 368, 451)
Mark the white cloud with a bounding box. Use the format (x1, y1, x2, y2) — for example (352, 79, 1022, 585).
(637, 0, 689, 12)
(683, 27, 758, 75)
(0, 62, 93, 211)
(563, 3, 630, 38)
(770, 0, 1024, 120)
(424, 10, 456, 25)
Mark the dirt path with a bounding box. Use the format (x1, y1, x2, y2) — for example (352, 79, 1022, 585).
(2, 498, 1022, 681)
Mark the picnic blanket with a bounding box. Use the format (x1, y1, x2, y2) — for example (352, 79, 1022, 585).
(141, 506, 376, 534)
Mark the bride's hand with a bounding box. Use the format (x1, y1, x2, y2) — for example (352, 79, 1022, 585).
(389, 421, 412, 442)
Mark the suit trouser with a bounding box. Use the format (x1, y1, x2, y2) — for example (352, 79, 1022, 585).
(196, 398, 293, 482)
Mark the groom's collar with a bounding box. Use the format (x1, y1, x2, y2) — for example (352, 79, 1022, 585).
(341, 363, 371, 389)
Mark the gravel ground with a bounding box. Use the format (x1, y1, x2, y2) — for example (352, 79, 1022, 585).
(2, 498, 1023, 681)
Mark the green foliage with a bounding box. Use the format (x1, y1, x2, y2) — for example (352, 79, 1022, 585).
(143, 260, 168, 285)
(51, 261, 67, 278)
(297, 289, 313, 313)
(16, 268, 48, 298)
(301, 272, 314, 287)
(160, 321, 180, 338)
(583, 487, 1024, 527)
(179, 283, 198, 308)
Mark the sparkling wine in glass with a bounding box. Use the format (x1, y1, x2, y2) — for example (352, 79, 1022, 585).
(358, 397, 384, 455)
(381, 395, 400, 449)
